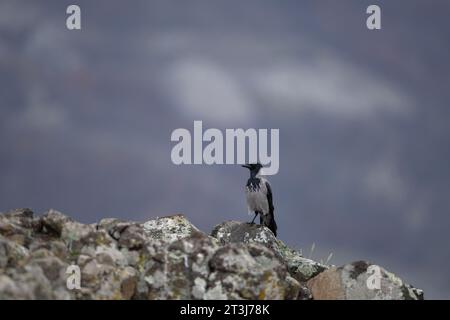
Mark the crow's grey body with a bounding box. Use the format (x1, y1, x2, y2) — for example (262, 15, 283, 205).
(245, 177, 269, 215)
(242, 164, 277, 236)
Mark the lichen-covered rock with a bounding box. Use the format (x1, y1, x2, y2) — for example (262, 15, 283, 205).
(137, 231, 299, 300)
(40, 209, 74, 237)
(208, 243, 300, 299)
(0, 208, 39, 247)
(307, 261, 424, 300)
(0, 235, 30, 269)
(140, 232, 219, 299)
(0, 209, 424, 300)
(143, 214, 200, 242)
(211, 221, 327, 282)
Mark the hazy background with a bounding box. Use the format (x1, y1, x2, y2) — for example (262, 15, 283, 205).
(1, 0, 450, 298)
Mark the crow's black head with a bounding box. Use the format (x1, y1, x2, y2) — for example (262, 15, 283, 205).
(241, 163, 263, 174)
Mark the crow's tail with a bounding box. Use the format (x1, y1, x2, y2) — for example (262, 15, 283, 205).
(260, 211, 277, 237)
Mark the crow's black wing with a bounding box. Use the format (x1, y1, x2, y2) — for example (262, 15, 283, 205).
(264, 181, 277, 236)
(265, 181, 274, 214)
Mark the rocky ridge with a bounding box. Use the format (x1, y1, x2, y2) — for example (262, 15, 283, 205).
(0, 208, 423, 300)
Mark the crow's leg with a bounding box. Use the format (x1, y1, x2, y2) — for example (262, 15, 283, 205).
(250, 212, 258, 224)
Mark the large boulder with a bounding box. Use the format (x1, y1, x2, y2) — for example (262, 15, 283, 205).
(207, 243, 300, 299)
(137, 231, 300, 300)
(142, 214, 201, 242)
(306, 261, 424, 300)
(211, 220, 327, 283)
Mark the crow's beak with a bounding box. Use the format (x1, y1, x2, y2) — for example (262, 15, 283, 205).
(241, 164, 251, 169)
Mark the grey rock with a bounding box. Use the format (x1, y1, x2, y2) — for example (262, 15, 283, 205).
(143, 214, 201, 242)
(211, 220, 327, 282)
(138, 231, 299, 300)
(120, 266, 138, 299)
(208, 243, 300, 299)
(140, 232, 219, 299)
(307, 260, 424, 300)
(4, 208, 34, 219)
(117, 224, 147, 250)
(40, 209, 74, 237)
(32, 255, 67, 282)
(0, 274, 32, 299)
(0, 235, 29, 269)
(0, 209, 38, 247)
(7, 264, 56, 299)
